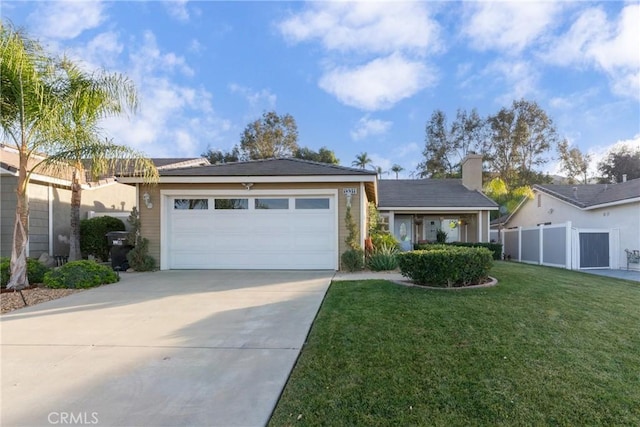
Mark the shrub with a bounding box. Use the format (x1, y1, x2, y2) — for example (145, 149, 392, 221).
(397, 246, 493, 287)
(436, 229, 448, 243)
(80, 216, 126, 261)
(413, 241, 503, 260)
(370, 232, 400, 251)
(367, 243, 399, 271)
(341, 248, 364, 272)
(1, 257, 51, 288)
(126, 238, 156, 271)
(44, 260, 119, 289)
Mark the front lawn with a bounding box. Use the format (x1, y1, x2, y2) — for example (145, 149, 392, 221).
(270, 262, 640, 426)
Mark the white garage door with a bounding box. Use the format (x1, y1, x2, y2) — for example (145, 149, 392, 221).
(166, 194, 337, 269)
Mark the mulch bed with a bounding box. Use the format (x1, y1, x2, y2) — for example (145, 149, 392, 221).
(0, 286, 83, 314)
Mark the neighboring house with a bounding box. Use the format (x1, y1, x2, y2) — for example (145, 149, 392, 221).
(377, 155, 499, 250)
(118, 158, 377, 270)
(497, 178, 640, 271)
(117, 155, 495, 271)
(0, 143, 208, 259)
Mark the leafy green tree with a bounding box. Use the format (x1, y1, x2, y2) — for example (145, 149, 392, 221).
(202, 146, 240, 164)
(352, 152, 373, 169)
(597, 146, 640, 183)
(486, 99, 559, 188)
(375, 166, 387, 178)
(451, 108, 487, 162)
(1, 23, 63, 289)
(417, 110, 452, 178)
(483, 177, 534, 220)
(390, 164, 404, 179)
(417, 108, 486, 178)
(293, 146, 339, 164)
(44, 59, 158, 261)
(239, 110, 298, 159)
(557, 139, 591, 184)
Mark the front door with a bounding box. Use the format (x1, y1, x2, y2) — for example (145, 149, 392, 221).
(394, 215, 413, 251)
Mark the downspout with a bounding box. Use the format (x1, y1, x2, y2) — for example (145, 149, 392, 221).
(360, 182, 366, 248)
(48, 185, 54, 255)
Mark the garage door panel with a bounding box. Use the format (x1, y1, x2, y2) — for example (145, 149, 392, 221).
(168, 194, 336, 270)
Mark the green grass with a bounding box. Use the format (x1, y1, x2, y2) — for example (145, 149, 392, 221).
(270, 262, 640, 426)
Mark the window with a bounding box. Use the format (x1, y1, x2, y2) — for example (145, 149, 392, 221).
(295, 198, 330, 209)
(215, 198, 248, 210)
(174, 199, 208, 210)
(255, 198, 289, 210)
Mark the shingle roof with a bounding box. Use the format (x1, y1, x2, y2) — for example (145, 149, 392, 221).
(378, 179, 498, 209)
(534, 179, 640, 208)
(157, 157, 377, 176)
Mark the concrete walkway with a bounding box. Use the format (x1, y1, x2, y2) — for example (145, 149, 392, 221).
(1, 270, 333, 427)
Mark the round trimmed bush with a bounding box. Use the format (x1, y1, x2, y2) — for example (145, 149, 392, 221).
(44, 260, 119, 289)
(397, 246, 493, 287)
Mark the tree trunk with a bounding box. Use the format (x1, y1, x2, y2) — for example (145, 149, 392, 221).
(68, 169, 83, 261)
(8, 156, 30, 290)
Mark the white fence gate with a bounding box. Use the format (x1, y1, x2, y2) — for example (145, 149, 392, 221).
(501, 222, 619, 270)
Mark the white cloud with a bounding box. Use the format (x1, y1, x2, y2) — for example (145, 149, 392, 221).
(130, 31, 194, 77)
(396, 142, 420, 158)
(278, 2, 441, 111)
(164, 0, 190, 22)
(28, 0, 106, 40)
(462, 1, 563, 53)
(484, 59, 540, 104)
(229, 84, 277, 112)
(279, 1, 441, 56)
(66, 31, 123, 71)
(544, 4, 640, 99)
(319, 53, 437, 111)
(350, 115, 392, 141)
(98, 32, 231, 157)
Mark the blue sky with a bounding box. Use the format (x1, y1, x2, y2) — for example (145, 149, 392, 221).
(4, 1, 639, 178)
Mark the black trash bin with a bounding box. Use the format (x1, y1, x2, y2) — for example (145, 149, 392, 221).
(105, 231, 133, 271)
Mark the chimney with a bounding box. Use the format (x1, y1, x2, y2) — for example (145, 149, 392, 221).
(462, 154, 483, 191)
(622, 174, 627, 182)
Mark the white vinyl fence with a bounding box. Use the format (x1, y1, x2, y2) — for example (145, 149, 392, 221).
(501, 222, 620, 270)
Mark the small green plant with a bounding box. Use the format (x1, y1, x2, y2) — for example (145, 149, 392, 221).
(125, 207, 156, 271)
(1, 257, 51, 288)
(341, 248, 364, 272)
(126, 238, 156, 271)
(370, 231, 400, 251)
(414, 242, 503, 260)
(344, 205, 360, 250)
(80, 216, 126, 260)
(366, 243, 399, 271)
(436, 228, 448, 243)
(44, 260, 119, 289)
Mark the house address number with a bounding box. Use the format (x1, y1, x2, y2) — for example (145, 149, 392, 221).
(343, 188, 358, 195)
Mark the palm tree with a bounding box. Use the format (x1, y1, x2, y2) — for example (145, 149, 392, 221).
(375, 166, 388, 179)
(391, 164, 404, 179)
(352, 152, 372, 169)
(1, 23, 63, 289)
(44, 59, 158, 261)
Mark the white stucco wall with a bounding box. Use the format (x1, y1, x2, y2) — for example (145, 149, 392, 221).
(507, 191, 640, 270)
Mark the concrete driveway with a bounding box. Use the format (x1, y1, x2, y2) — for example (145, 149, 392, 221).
(1, 270, 333, 427)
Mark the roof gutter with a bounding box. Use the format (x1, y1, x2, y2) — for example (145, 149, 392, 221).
(117, 174, 377, 184)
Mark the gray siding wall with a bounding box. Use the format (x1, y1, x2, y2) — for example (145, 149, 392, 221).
(1, 176, 18, 257)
